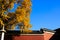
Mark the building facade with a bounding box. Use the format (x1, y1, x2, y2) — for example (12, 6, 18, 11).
(0, 28, 55, 40)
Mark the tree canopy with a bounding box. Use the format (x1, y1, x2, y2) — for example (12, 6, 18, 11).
(0, 0, 32, 33)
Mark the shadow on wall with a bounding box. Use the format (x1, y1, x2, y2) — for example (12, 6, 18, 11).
(4, 30, 20, 40)
(49, 28, 60, 40)
(4, 35, 13, 40)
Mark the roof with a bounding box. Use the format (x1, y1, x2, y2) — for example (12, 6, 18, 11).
(40, 28, 56, 33)
(0, 28, 55, 35)
(5, 30, 43, 35)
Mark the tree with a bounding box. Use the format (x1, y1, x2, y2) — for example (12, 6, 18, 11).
(0, 0, 32, 33)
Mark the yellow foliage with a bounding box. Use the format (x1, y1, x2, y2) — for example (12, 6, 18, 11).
(0, 19, 4, 26)
(9, 2, 14, 9)
(0, 0, 32, 33)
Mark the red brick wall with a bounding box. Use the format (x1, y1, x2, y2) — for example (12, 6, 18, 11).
(12, 34, 44, 40)
(4, 32, 54, 40)
(44, 32, 54, 40)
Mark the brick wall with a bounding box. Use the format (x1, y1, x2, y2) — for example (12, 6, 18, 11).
(12, 34, 44, 40)
(4, 33, 54, 40)
(44, 31, 54, 40)
(3, 30, 54, 40)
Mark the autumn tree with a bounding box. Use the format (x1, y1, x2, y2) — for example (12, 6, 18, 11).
(0, 0, 32, 33)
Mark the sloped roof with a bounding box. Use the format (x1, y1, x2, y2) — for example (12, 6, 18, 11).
(0, 28, 55, 35)
(40, 28, 56, 33)
(5, 30, 43, 35)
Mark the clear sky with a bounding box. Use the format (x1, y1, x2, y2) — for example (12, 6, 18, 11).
(9, 0, 60, 30)
(30, 0, 60, 30)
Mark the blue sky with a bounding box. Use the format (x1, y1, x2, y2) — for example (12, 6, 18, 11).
(9, 0, 60, 30)
(30, 0, 60, 30)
